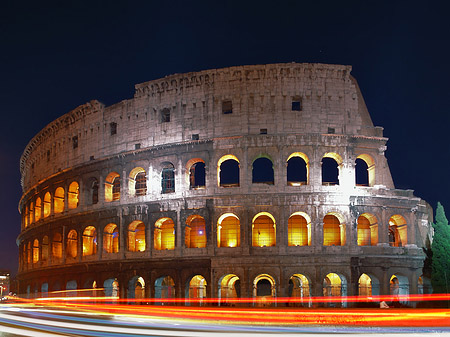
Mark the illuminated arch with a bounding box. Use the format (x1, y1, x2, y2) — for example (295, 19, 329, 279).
(217, 213, 240, 248)
(44, 192, 52, 218)
(389, 215, 407, 247)
(35, 197, 41, 222)
(357, 213, 378, 246)
(253, 274, 276, 306)
(82, 226, 97, 256)
(185, 215, 206, 248)
(186, 158, 206, 189)
(390, 274, 409, 304)
(187, 275, 207, 305)
(129, 167, 147, 197)
(323, 212, 346, 246)
(104, 223, 119, 253)
(54, 187, 64, 214)
(356, 154, 375, 187)
(288, 212, 311, 246)
(29, 201, 34, 225)
(252, 212, 276, 247)
(218, 274, 240, 305)
(288, 274, 311, 307)
(128, 276, 145, 300)
(287, 152, 309, 186)
(323, 273, 348, 307)
(105, 172, 120, 202)
(32, 239, 39, 263)
(68, 181, 79, 209)
(66, 230, 78, 258)
(217, 154, 240, 187)
(128, 220, 146, 252)
(154, 217, 175, 250)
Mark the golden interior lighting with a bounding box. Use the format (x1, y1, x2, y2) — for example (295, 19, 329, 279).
(68, 181, 79, 209)
(82, 226, 97, 256)
(52, 232, 62, 259)
(358, 273, 372, 296)
(217, 213, 240, 248)
(189, 275, 207, 301)
(66, 230, 78, 258)
(323, 273, 342, 297)
(220, 274, 240, 301)
(288, 213, 310, 246)
(289, 274, 310, 300)
(389, 215, 407, 247)
(34, 197, 41, 222)
(43, 192, 51, 218)
(154, 218, 175, 250)
(42, 235, 49, 261)
(105, 172, 120, 202)
(252, 213, 276, 247)
(104, 223, 119, 253)
(32, 239, 39, 263)
(323, 214, 345, 246)
(128, 221, 146, 252)
(54, 187, 64, 213)
(185, 215, 206, 248)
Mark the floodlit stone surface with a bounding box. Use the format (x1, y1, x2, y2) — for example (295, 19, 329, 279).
(17, 63, 433, 302)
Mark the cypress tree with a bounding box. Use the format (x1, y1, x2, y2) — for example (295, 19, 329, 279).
(431, 202, 450, 294)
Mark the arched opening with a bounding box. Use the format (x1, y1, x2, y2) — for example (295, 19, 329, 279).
(29, 202, 34, 224)
(54, 187, 64, 213)
(52, 232, 62, 259)
(218, 155, 239, 187)
(358, 273, 372, 296)
(287, 153, 309, 186)
(66, 230, 78, 258)
(288, 212, 311, 246)
(188, 160, 206, 189)
(27, 242, 31, 264)
(128, 221, 146, 252)
(35, 197, 41, 222)
(288, 274, 311, 307)
(82, 226, 97, 256)
(253, 274, 276, 307)
(323, 213, 345, 246)
(356, 154, 375, 187)
(154, 218, 175, 250)
(217, 213, 240, 248)
(128, 276, 145, 301)
(218, 274, 240, 306)
(104, 278, 119, 298)
(32, 239, 39, 263)
(161, 162, 175, 194)
(186, 275, 207, 306)
(24, 204, 29, 228)
(91, 179, 99, 204)
(390, 274, 409, 305)
(103, 223, 119, 253)
(185, 215, 206, 248)
(155, 276, 175, 303)
(389, 215, 407, 247)
(357, 213, 378, 246)
(68, 181, 79, 209)
(42, 236, 48, 261)
(355, 158, 369, 186)
(321, 153, 342, 186)
(418, 276, 432, 295)
(129, 167, 147, 197)
(252, 212, 276, 247)
(105, 172, 120, 202)
(43, 192, 51, 217)
(41, 283, 48, 297)
(66, 280, 77, 297)
(323, 273, 347, 307)
(252, 157, 274, 184)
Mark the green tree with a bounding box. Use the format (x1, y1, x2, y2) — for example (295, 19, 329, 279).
(431, 202, 450, 294)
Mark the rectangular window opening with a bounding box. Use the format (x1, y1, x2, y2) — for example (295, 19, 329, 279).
(222, 100, 233, 114)
(260, 128, 267, 134)
(328, 127, 335, 134)
(110, 122, 117, 135)
(292, 100, 302, 111)
(72, 136, 78, 149)
(192, 134, 199, 140)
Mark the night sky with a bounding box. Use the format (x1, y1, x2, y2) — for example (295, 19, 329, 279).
(1, 1, 449, 277)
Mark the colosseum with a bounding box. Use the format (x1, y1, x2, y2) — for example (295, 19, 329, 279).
(17, 63, 433, 306)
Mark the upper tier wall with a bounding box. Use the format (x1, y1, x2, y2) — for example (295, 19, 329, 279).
(20, 63, 382, 192)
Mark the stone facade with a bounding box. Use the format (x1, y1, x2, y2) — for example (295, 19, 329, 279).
(17, 63, 432, 304)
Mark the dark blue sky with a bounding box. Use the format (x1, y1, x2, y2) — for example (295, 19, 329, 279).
(1, 0, 449, 277)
